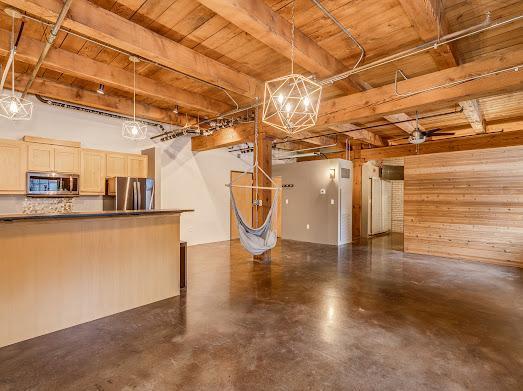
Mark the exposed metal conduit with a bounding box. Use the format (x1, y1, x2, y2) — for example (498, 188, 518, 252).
(319, 13, 522, 85)
(21, 0, 73, 98)
(310, 0, 365, 70)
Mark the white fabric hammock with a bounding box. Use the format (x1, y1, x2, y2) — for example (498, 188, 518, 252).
(230, 186, 280, 255)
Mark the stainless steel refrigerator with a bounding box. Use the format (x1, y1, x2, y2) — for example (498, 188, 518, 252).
(104, 177, 155, 211)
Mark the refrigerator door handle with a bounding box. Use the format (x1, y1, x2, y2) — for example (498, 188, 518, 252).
(133, 181, 138, 210)
(136, 181, 142, 210)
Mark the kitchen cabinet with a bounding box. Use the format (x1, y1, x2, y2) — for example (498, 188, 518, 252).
(27, 143, 54, 172)
(106, 153, 128, 178)
(80, 149, 106, 195)
(128, 155, 148, 178)
(54, 146, 80, 174)
(0, 139, 27, 194)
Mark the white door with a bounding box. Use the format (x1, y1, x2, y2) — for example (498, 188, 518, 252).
(370, 177, 382, 235)
(381, 180, 392, 232)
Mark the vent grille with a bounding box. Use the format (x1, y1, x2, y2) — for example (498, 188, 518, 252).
(341, 168, 351, 179)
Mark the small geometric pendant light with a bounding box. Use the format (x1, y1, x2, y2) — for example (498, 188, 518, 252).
(262, 0, 322, 134)
(0, 10, 33, 121)
(122, 56, 147, 140)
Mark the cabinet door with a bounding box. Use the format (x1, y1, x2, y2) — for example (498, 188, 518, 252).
(128, 155, 148, 178)
(27, 143, 54, 172)
(54, 146, 80, 174)
(80, 150, 106, 194)
(0, 140, 27, 193)
(106, 153, 128, 178)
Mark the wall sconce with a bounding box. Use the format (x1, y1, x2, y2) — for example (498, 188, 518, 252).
(329, 168, 336, 179)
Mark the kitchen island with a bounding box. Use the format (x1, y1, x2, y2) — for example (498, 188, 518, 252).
(0, 209, 192, 348)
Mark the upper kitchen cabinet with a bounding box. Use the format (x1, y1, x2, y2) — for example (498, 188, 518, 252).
(53, 146, 80, 174)
(107, 153, 147, 178)
(106, 153, 128, 178)
(80, 149, 106, 195)
(128, 155, 148, 178)
(24, 136, 81, 174)
(0, 139, 27, 194)
(27, 143, 54, 172)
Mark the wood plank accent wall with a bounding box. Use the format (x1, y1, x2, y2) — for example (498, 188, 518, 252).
(404, 146, 523, 268)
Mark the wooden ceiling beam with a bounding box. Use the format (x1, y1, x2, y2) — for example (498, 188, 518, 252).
(397, 0, 458, 69)
(398, 0, 489, 135)
(196, 0, 362, 94)
(14, 74, 183, 125)
(360, 130, 523, 160)
(329, 124, 386, 147)
(191, 123, 254, 152)
(3, 0, 260, 98)
(318, 50, 523, 127)
(0, 29, 230, 115)
(459, 99, 487, 134)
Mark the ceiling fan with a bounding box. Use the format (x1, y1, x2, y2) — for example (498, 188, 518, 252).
(396, 112, 454, 144)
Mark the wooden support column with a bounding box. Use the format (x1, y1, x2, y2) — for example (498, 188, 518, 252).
(253, 126, 274, 264)
(352, 146, 363, 241)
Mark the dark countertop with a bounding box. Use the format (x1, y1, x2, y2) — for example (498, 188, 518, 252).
(0, 209, 194, 222)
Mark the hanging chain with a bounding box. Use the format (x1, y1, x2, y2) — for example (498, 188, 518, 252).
(290, 0, 296, 74)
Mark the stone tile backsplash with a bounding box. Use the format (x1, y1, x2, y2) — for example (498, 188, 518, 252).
(22, 198, 74, 214)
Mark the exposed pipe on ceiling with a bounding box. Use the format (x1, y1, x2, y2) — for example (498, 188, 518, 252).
(319, 13, 522, 85)
(21, 0, 74, 98)
(309, 0, 365, 70)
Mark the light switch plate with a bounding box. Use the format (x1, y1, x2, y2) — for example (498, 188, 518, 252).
(330, 199, 335, 205)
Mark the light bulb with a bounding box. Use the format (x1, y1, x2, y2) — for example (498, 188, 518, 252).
(285, 102, 292, 113)
(303, 96, 310, 109)
(131, 125, 138, 135)
(277, 94, 284, 105)
(9, 100, 19, 114)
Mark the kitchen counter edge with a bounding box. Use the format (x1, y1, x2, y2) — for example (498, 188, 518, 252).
(0, 209, 194, 222)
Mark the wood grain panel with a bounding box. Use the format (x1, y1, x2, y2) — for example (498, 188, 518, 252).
(404, 145, 523, 267)
(0, 214, 180, 347)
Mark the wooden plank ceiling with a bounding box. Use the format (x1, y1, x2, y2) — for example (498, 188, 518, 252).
(0, 0, 521, 150)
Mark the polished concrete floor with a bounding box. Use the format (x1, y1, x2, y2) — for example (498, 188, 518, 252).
(1, 236, 522, 390)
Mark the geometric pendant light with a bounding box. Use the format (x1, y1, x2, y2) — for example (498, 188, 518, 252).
(262, 0, 322, 134)
(0, 10, 33, 121)
(122, 56, 147, 140)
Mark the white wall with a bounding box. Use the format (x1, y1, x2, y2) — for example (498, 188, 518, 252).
(160, 137, 247, 246)
(0, 96, 154, 152)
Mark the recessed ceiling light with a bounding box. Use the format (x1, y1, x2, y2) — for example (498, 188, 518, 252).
(96, 84, 105, 95)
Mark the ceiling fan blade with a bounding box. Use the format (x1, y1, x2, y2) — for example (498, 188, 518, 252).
(423, 128, 442, 136)
(429, 132, 455, 136)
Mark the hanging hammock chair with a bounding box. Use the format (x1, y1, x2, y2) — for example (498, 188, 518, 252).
(229, 182, 280, 255)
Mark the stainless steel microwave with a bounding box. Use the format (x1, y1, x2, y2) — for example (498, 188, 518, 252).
(26, 172, 80, 197)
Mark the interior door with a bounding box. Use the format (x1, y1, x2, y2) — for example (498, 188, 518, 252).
(230, 171, 253, 240)
(381, 180, 392, 232)
(370, 177, 382, 235)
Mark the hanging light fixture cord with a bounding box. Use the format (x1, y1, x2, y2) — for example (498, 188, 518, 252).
(133, 59, 136, 121)
(11, 12, 15, 96)
(290, 0, 296, 74)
